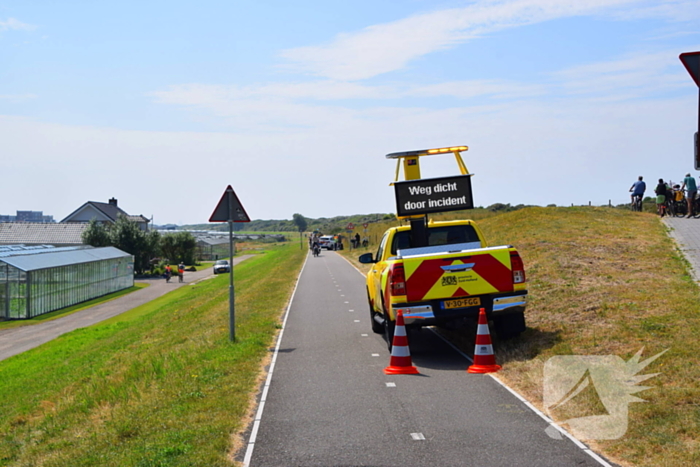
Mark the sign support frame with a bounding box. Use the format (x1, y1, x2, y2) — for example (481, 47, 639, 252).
(209, 185, 250, 342)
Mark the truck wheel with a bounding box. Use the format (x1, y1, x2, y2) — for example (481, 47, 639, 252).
(384, 314, 395, 351)
(368, 292, 384, 334)
(494, 312, 526, 340)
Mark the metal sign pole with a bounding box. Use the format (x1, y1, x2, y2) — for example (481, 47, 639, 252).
(209, 184, 250, 343)
(228, 193, 235, 342)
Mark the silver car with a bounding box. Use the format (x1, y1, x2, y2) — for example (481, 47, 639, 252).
(213, 260, 231, 274)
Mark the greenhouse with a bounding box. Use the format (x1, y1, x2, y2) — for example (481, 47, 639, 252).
(0, 245, 134, 320)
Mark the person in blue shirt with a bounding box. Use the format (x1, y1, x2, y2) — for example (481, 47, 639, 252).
(681, 173, 697, 217)
(629, 176, 646, 207)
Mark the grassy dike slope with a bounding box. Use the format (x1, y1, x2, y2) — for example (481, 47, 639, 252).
(344, 206, 699, 467)
(0, 243, 305, 467)
(477, 207, 699, 467)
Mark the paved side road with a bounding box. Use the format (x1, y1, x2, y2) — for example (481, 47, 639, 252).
(0, 255, 254, 362)
(663, 217, 700, 283)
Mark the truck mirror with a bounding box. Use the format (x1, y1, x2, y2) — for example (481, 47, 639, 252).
(358, 253, 375, 264)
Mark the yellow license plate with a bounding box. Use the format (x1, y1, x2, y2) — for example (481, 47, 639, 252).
(442, 297, 481, 309)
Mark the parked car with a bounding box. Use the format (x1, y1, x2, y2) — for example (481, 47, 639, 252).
(213, 259, 231, 274)
(319, 235, 334, 249)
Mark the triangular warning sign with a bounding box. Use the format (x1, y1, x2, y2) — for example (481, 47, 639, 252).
(680, 51, 700, 87)
(209, 185, 250, 222)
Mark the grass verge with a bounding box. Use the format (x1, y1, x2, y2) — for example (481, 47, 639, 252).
(0, 242, 305, 467)
(339, 206, 700, 467)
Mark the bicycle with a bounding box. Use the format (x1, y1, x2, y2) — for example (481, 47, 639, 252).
(669, 189, 687, 217)
(631, 194, 643, 212)
(692, 192, 700, 218)
(666, 197, 677, 217)
(673, 190, 700, 217)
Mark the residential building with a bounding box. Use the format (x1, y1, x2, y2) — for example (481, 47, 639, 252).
(61, 198, 150, 231)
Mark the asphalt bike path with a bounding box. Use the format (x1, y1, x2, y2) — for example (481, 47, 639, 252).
(663, 216, 700, 283)
(243, 250, 613, 467)
(0, 255, 254, 362)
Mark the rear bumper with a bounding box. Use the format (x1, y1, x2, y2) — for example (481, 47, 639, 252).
(392, 291, 528, 325)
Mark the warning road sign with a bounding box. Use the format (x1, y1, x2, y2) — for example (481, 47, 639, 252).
(209, 185, 250, 223)
(680, 52, 700, 87)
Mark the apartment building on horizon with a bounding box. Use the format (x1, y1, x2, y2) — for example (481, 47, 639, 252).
(0, 211, 54, 223)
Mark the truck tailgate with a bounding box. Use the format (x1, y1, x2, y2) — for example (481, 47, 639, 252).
(401, 246, 514, 302)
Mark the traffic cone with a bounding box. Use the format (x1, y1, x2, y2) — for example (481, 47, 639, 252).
(384, 310, 419, 375)
(467, 308, 501, 374)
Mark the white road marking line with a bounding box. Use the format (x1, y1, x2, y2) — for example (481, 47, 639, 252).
(242, 255, 307, 467)
(428, 327, 613, 467)
(361, 333, 368, 337)
(385, 382, 396, 387)
(411, 433, 425, 440)
(372, 353, 380, 357)
(354, 320, 360, 323)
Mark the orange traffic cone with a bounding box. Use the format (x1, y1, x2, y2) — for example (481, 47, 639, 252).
(467, 308, 501, 374)
(384, 310, 419, 375)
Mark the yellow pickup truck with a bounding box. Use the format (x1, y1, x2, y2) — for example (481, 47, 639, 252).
(359, 218, 527, 348)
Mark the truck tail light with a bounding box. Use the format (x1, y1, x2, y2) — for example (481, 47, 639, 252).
(510, 251, 526, 284)
(390, 264, 407, 296)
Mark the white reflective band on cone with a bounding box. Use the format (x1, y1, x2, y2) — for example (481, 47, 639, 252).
(475, 344, 494, 355)
(477, 324, 490, 335)
(395, 326, 407, 337)
(392, 346, 411, 357)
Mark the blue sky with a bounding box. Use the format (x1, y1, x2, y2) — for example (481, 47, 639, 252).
(2, 0, 700, 225)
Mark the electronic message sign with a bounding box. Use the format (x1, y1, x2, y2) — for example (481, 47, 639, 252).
(394, 174, 474, 217)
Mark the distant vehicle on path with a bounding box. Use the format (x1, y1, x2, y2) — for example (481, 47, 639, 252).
(213, 259, 231, 274)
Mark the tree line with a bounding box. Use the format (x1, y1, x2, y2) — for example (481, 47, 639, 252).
(81, 216, 197, 274)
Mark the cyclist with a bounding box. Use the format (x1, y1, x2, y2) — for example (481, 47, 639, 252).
(654, 178, 667, 217)
(629, 176, 646, 210)
(681, 173, 697, 218)
(310, 236, 321, 256)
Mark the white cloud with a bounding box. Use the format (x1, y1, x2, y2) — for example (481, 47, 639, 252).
(553, 50, 694, 98)
(408, 80, 546, 99)
(150, 45, 690, 132)
(279, 0, 649, 80)
(150, 78, 544, 107)
(607, 0, 700, 22)
(3, 85, 695, 224)
(0, 94, 38, 100)
(0, 17, 37, 32)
